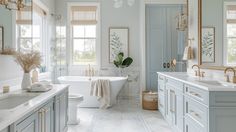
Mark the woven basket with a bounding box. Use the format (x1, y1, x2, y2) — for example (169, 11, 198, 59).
(142, 91, 158, 110)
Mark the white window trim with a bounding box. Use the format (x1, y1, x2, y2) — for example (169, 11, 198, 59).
(15, 0, 50, 72)
(67, 2, 101, 69)
(223, 1, 236, 66)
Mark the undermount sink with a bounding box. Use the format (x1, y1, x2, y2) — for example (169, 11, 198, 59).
(0, 94, 39, 110)
(197, 80, 224, 86)
(196, 80, 235, 87)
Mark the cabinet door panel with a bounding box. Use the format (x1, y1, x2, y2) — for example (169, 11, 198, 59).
(185, 116, 205, 132)
(59, 93, 67, 132)
(175, 92, 184, 132)
(44, 101, 54, 132)
(55, 90, 68, 132)
(16, 113, 38, 132)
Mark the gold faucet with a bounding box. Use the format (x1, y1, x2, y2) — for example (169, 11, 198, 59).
(86, 64, 95, 80)
(192, 64, 205, 77)
(192, 64, 200, 76)
(224, 67, 236, 83)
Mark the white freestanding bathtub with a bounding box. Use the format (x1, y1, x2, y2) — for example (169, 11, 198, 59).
(58, 76, 127, 108)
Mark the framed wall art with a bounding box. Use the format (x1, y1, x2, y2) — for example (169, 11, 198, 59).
(202, 27, 215, 63)
(109, 27, 129, 63)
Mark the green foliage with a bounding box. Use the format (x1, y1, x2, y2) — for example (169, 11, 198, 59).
(113, 52, 133, 68)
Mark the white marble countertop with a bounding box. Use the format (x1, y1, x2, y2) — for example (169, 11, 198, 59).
(157, 72, 236, 91)
(0, 84, 69, 131)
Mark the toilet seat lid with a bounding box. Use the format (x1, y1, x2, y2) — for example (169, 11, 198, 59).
(69, 94, 84, 100)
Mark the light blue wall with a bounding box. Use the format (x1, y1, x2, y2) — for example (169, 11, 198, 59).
(0, 6, 13, 48)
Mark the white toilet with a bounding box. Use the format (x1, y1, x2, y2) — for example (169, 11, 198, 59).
(68, 94, 84, 125)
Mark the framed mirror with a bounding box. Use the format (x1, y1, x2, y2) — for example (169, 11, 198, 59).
(199, 0, 236, 70)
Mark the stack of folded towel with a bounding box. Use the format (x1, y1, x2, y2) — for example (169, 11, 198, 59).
(28, 80, 52, 92)
(90, 79, 111, 109)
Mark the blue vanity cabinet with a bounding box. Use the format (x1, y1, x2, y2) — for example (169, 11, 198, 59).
(38, 100, 54, 132)
(55, 89, 68, 132)
(158, 75, 166, 117)
(14, 112, 39, 132)
(165, 77, 184, 132)
(0, 128, 8, 132)
(6, 87, 69, 132)
(158, 73, 236, 132)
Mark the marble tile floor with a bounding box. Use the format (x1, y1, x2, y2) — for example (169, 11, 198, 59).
(67, 98, 172, 132)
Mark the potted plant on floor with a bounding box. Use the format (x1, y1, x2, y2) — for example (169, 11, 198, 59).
(113, 52, 133, 76)
(14, 51, 41, 90)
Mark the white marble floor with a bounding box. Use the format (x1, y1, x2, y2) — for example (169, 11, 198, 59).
(68, 98, 172, 132)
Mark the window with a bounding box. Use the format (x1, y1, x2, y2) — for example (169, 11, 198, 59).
(16, 3, 48, 72)
(70, 5, 98, 65)
(225, 4, 236, 65)
(56, 26, 67, 65)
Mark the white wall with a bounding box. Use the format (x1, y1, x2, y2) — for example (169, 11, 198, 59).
(55, 0, 141, 98)
(0, 55, 23, 81)
(55, 0, 140, 68)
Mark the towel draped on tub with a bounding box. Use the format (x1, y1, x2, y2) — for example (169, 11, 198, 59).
(90, 79, 111, 109)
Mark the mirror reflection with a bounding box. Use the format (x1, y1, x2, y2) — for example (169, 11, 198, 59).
(201, 0, 236, 67)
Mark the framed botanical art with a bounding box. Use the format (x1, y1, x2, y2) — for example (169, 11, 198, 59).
(109, 27, 129, 63)
(0, 26, 3, 51)
(202, 27, 215, 63)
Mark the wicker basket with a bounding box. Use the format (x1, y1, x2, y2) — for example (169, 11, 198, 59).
(142, 91, 158, 110)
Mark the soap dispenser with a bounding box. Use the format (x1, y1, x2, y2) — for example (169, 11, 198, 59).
(32, 69, 39, 83)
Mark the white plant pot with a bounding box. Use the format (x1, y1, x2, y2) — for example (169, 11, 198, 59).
(21, 73, 32, 90)
(118, 67, 126, 77)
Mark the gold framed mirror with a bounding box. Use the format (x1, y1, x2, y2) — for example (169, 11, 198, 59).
(198, 0, 236, 70)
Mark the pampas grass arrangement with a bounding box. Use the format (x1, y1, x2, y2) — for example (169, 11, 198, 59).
(14, 51, 42, 73)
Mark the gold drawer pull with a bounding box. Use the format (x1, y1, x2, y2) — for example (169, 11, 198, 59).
(190, 110, 201, 119)
(189, 91, 202, 98)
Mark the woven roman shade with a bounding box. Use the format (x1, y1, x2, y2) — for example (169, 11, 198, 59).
(16, 3, 46, 25)
(16, 6, 32, 25)
(227, 5, 236, 24)
(70, 6, 98, 25)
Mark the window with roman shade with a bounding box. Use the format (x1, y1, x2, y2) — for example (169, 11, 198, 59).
(225, 4, 236, 65)
(70, 6, 97, 25)
(16, 2, 48, 72)
(70, 5, 99, 65)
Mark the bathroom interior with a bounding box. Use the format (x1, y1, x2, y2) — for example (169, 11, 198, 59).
(0, 0, 236, 132)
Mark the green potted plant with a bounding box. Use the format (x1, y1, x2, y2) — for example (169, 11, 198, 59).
(113, 52, 133, 76)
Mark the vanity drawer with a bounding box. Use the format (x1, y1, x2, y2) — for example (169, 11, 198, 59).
(185, 84, 209, 105)
(166, 77, 184, 92)
(158, 74, 165, 83)
(185, 96, 208, 129)
(185, 116, 206, 132)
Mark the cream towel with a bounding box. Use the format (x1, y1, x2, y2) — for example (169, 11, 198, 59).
(90, 79, 111, 109)
(183, 45, 194, 60)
